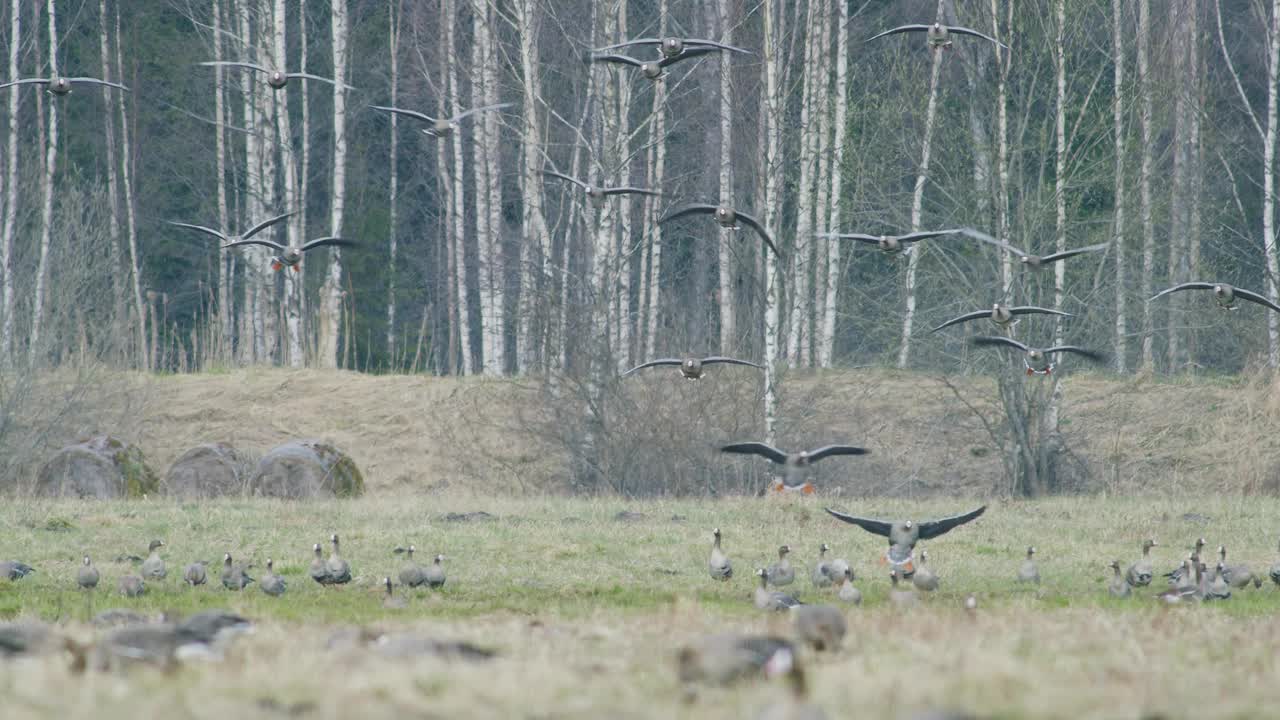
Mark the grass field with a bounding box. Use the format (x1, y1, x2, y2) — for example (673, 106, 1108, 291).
(4, 493, 1280, 719)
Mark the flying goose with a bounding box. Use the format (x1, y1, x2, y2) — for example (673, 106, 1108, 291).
(370, 102, 512, 138)
(970, 335, 1106, 375)
(0, 76, 128, 95)
(424, 554, 446, 589)
(659, 204, 781, 256)
(931, 303, 1071, 333)
(398, 546, 427, 588)
(767, 546, 796, 587)
(118, 574, 146, 597)
(1125, 539, 1156, 587)
(1016, 547, 1040, 584)
(199, 61, 353, 90)
(754, 568, 802, 611)
(675, 633, 795, 686)
(221, 234, 355, 272)
(183, 561, 208, 587)
(326, 534, 353, 585)
(1108, 560, 1131, 598)
(382, 577, 408, 609)
(722, 442, 868, 489)
(912, 550, 939, 592)
(960, 228, 1107, 268)
(1149, 282, 1280, 314)
(141, 540, 166, 581)
(622, 355, 763, 379)
(221, 553, 254, 590)
(888, 569, 918, 608)
(1217, 546, 1256, 589)
(708, 528, 733, 581)
(0, 560, 34, 580)
(588, 47, 721, 79)
(868, 22, 1008, 50)
(77, 556, 100, 590)
(167, 211, 294, 245)
(824, 505, 986, 577)
(542, 170, 660, 208)
(593, 37, 751, 60)
(260, 559, 287, 597)
(816, 229, 962, 254)
(791, 605, 846, 652)
(810, 545, 833, 588)
(836, 568, 861, 605)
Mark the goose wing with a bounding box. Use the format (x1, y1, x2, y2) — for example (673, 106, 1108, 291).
(300, 237, 356, 252)
(199, 61, 270, 74)
(222, 238, 285, 252)
(1231, 287, 1280, 314)
(1148, 282, 1216, 301)
(824, 508, 893, 538)
(947, 25, 1010, 49)
(166, 221, 227, 242)
(683, 38, 753, 54)
(1009, 306, 1072, 318)
(658, 46, 720, 67)
(542, 170, 588, 190)
(1043, 346, 1107, 363)
(895, 229, 963, 243)
(970, 335, 1031, 353)
(66, 77, 129, 91)
(592, 38, 662, 52)
(817, 232, 880, 244)
(600, 186, 661, 197)
(735, 211, 781, 257)
(286, 72, 354, 89)
(1039, 242, 1109, 264)
(658, 203, 719, 224)
(371, 105, 436, 124)
(866, 25, 932, 42)
(806, 445, 869, 462)
(0, 78, 50, 89)
(917, 505, 987, 539)
(620, 358, 683, 376)
(930, 310, 992, 333)
(450, 102, 514, 123)
(588, 54, 644, 69)
(699, 356, 764, 369)
(721, 442, 789, 465)
(956, 227, 1029, 257)
(242, 211, 298, 239)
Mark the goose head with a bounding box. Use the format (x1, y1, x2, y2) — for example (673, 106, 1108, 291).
(877, 236, 901, 252)
(1109, 560, 1121, 573)
(681, 358, 703, 378)
(714, 206, 737, 227)
(266, 558, 274, 572)
(1026, 546, 1036, 558)
(778, 545, 790, 559)
(83, 556, 92, 566)
(267, 70, 288, 89)
(223, 553, 233, 567)
(49, 77, 73, 95)
(313, 543, 323, 557)
(903, 520, 914, 531)
(149, 540, 165, 552)
(660, 37, 685, 57)
(640, 61, 664, 79)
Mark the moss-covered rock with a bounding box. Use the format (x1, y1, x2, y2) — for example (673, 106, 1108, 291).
(248, 439, 364, 498)
(35, 435, 159, 499)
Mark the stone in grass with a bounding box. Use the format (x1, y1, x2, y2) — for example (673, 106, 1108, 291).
(248, 439, 364, 499)
(35, 435, 159, 499)
(164, 442, 252, 499)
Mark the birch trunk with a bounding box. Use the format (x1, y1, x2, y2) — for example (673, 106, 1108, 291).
(437, 68, 457, 372)
(445, 0, 471, 374)
(116, 7, 145, 370)
(991, 0, 1012, 296)
(273, 0, 303, 367)
(1266, 0, 1280, 368)
(818, 0, 848, 368)
(811, 0, 832, 368)
(0, 0, 19, 364)
(762, 0, 783, 447)
(1053, 0, 1067, 349)
(786, 0, 820, 367)
(212, 0, 232, 357)
(716, 0, 735, 355)
(319, 0, 349, 369)
(1111, 0, 1127, 372)
(236, 0, 262, 364)
(481, 0, 506, 374)
(517, 0, 550, 373)
(591, 5, 619, 373)
(613, 1, 632, 372)
(297, 3, 310, 351)
(99, 0, 124, 348)
(256, 0, 278, 362)
(643, 0, 668, 360)
(896, 0, 947, 369)
(1137, 0, 1156, 371)
(469, 0, 493, 373)
(29, 0, 59, 362)
(1166, 2, 1191, 371)
(386, 0, 400, 363)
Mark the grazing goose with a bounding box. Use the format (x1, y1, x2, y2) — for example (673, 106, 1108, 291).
(199, 61, 353, 90)
(1108, 560, 1131, 598)
(542, 170, 660, 208)
(1205, 563, 1232, 601)
(1217, 546, 1256, 589)
(723, 442, 868, 490)
(326, 534, 353, 585)
(836, 568, 862, 605)
(1166, 538, 1206, 587)
(659, 204, 781, 256)
(792, 605, 846, 653)
(588, 47, 721, 79)
(594, 37, 751, 60)
(310, 543, 330, 585)
(1016, 547, 1040, 584)
(623, 355, 763, 379)
(912, 550, 939, 592)
(222, 234, 355, 272)
(220, 553, 254, 591)
(177, 610, 253, 645)
(868, 22, 1008, 50)
(766, 546, 796, 587)
(755, 569, 802, 611)
(810, 545, 833, 588)
(0, 622, 76, 660)
(970, 336, 1107, 375)
(931, 303, 1071, 333)
(183, 561, 208, 587)
(424, 554, 446, 589)
(708, 528, 733, 581)
(260, 559, 287, 597)
(118, 574, 146, 597)
(0, 560, 34, 580)
(1126, 539, 1156, 587)
(371, 102, 512, 138)
(77, 556, 100, 590)
(90, 615, 245, 671)
(888, 569, 918, 608)
(1271, 540, 1280, 588)
(816, 229, 962, 254)
(141, 540, 167, 581)
(1149, 282, 1280, 314)
(960, 228, 1108, 268)
(398, 546, 427, 588)
(675, 633, 795, 686)
(0, 76, 128, 95)
(756, 647, 829, 720)
(382, 577, 407, 609)
(825, 505, 986, 577)
(168, 211, 294, 251)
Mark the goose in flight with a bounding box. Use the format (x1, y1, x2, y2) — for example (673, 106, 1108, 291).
(816, 229, 962, 254)
(721, 442, 867, 490)
(222, 234, 355, 272)
(959, 228, 1108, 269)
(587, 47, 722, 80)
(868, 22, 1008, 50)
(200, 61, 353, 90)
(931, 303, 1071, 333)
(593, 37, 751, 60)
(970, 335, 1106, 375)
(370, 102, 512, 138)
(825, 505, 987, 577)
(622, 356, 763, 380)
(167, 211, 295, 250)
(0, 76, 128, 95)
(659, 204, 780, 257)
(1149, 282, 1280, 314)
(542, 170, 660, 208)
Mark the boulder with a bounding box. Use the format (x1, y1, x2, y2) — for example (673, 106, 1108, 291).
(248, 440, 364, 498)
(35, 435, 159, 499)
(164, 443, 251, 499)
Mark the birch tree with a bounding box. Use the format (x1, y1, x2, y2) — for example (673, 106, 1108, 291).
(319, 0, 350, 369)
(99, 0, 124, 345)
(273, 0, 303, 366)
(991, 0, 1013, 295)
(716, 0, 735, 355)
(811, 0, 833, 368)
(1137, 0, 1155, 371)
(1053, 0, 1067, 349)
(1112, 0, 1127, 371)
(642, 0, 668, 360)
(762, 0, 783, 446)
(445, 0, 471, 374)
(470, 0, 495, 374)
(818, 0, 849, 368)
(386, 0, 401, 363)
(787, 0, 820, 367)
(516, 0, 550, 373)
(0, 0, 19, 364)
(29, 0, 60, 361)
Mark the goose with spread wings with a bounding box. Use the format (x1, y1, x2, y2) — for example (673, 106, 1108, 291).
(0, 76, 128, 95)
(593, 37, 751, 60)
(542, 170, 660, 208)
(816, 229, 963, 254)
(371, 102, 512, 138)
(868, 22, 1007, 50)
(168, 211, 295, 251)
(222, 234, 355, 272)
(959, 228, 1108, 269)
(587, 47, 722, 80)
(721, 442, 867, 490)
(1149, 282, 1280, 314)
(825, 505, 986, 576)
(932, 303, 1071, 333)
(622, 356, 762, 380)
(659, 204, 780, 257)
(199, 61, 353, 91)
(970, 335, 1106, 375)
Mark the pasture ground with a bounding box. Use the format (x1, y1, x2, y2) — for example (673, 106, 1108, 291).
(2, 493, 1280, 719)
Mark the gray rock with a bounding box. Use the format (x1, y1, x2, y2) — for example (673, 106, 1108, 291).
(164, 442, 252, 499)
(248, 440, 364, 499)
(35, 435, 158, 499)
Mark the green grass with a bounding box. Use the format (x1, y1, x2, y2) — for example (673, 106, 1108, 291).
(3, 494, 1280, 719)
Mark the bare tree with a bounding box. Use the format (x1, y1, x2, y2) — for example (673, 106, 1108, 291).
(471, 0, 495, 374)
(319, 0, 350, 369)
(0, 0, 20, 365)
(716, 0, 736, 356)
(29, 0, 60, 362)
(516, 0, 549, 373)
(811, 0, 833, 368)
(273, 0, 303, 367)
(445, 0, 471, 374)
(642, 0, 669, 361)
(992, 0, 1013, 295)
(1053, 0, 1067, 349)
(235, 0, 264, 364)
(818, 0, 849, 368)
(98, 0, 124, 349)
(787, 0, 820, 367)
(386, 0, 401, 364)
(762, 0, 784, 445)
(1137, 0, 1155, 371)
(211, 0, 232, 358)
(1111, 0, 1127, 372)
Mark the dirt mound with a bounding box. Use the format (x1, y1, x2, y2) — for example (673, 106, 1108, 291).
(35, 435, 159, 498)
(164, 442, 252, 498)
(248, 439, 364, 498)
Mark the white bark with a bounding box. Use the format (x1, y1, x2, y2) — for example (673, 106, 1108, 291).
(1053, 0, 1067, 349)
(786, 0, 820, 367)
(613, 0, 632, 373)
(445, 0, 471, 374)
(517, 0, 550, 372)
(896, 0, 947, 369)
(116, 7, 146, 370)
(212, 0, 232, 356)
(812, 0, 833, 367)
(469, 0, 493, 373)
(297, 1, 310, 347)
(1266, 0, 1280, 368)
(29, 0, 59, 361)
(819, 0, 848, 368)
(991, 0, 1012, 296)
(643, 0, 668, 359)
(0, 0, 17, 364)
(320, 0, 349, 369)
(1166, 3, 1191, 370)
(717, 0, 735, 355)
(236, 0, 263, 363)
(763, 0, 782, 446)
(256, 0, 278, 362)
(273, 0, 302, 367)
(99, 0, 124, 344)
(478, 0, 505, 374)
(1112, 0, 1127, 372)
(1137, 0, 1155, 371)
(386, 0, 400, 363)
